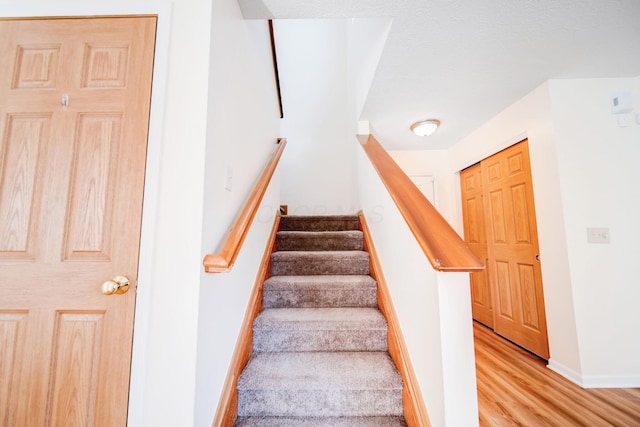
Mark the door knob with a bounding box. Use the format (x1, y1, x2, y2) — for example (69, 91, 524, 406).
(102, 275, 130, 295)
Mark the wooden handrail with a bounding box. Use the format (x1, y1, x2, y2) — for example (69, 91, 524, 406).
(203, 138, 287, 273)
(358, 134, 484, 272)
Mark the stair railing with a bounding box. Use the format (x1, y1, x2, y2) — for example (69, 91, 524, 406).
(203, 138, 287, 273)
(358, 134, 483, 272)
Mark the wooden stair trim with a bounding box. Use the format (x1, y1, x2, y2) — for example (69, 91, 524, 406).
(358, 134, 484, 272)
(211, 212, 280, 427)
(359, 211, 432, 427)
(203, 138, 286, 273)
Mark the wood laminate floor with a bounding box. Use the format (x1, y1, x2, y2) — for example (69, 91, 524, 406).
(474, 321, 640, 426)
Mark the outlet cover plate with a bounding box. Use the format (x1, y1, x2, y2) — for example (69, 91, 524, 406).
(587, 227, 610, 244)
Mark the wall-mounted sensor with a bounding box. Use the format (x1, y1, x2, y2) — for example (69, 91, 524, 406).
(611, 92, 633, 114)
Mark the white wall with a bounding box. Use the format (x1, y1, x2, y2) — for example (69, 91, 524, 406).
(448, 77, 640, 388)
(548, 77, 640, 386)
(196, 1, 282, 425)
(196, 176, 280, 427)
(356, 143, 478, 427)
(136, 2, 211, 424)
(277, 20, 358, 214)
(347, 18, 393, 122)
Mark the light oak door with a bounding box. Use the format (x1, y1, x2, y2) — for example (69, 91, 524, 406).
(460, 163, 493, 328)
(481, 140, 549, 359)
(0, 17, 156, 426)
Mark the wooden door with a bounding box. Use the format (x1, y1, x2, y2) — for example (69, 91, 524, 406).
(460, 163, 493, 328)
(0, 17, 156, 426)
(409, 175, 435, 205)
(481, 140, 549, 359)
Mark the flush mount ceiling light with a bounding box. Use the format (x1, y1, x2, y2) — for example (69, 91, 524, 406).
(410, 119, 440, 137)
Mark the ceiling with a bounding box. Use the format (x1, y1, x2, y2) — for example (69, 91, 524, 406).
(240, 0, 640, 149)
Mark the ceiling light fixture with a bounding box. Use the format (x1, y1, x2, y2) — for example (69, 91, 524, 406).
(410, 119, 440, 137)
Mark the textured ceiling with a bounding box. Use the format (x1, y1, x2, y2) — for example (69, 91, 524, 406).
(240, 0, 640, 149)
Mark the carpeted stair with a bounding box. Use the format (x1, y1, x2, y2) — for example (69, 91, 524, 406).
(235, 215, 406, 426)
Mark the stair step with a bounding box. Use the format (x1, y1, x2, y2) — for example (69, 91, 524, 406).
(237, 352, 403, 418)
(276, 230, 363, 251)
(279, 215, 359, 232)
(253, 308, 387, 352)
(235, 416, 407, 426)
(263, 275, 377, 308)
(234, 215, 406, 423)
(271, 251, 369, 276)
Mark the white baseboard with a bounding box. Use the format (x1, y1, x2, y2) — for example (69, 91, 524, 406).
(580, 374, 640, 388)
(547, 359, 584, 386)
(548, 359, 640, 388)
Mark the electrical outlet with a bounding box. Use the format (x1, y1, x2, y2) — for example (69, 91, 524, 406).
(587, 227, 610, 244)
(617, 114, 631, 127)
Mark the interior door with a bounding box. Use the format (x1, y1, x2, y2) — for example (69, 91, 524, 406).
(482, 140, 549, 359)
(460, 163, 493, 328)
(0, 17, 156, 426)
(409, 175, 435, 205)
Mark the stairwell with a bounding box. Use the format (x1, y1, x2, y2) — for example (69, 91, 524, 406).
(234, 215, 407, 426)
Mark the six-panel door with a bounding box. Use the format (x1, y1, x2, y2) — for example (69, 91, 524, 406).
(0, 17, 156, 426)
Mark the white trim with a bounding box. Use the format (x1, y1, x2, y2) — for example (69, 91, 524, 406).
(128, 5, 172, 427)
(0, 2, 172, 425)
(548, 359, 640, 388)
(547, 359, 584, 387)
(408, 174, 437, 207)
(0, 1, 169, 17)
(451, 131, 529, 173)
(580, 374, 640, 389)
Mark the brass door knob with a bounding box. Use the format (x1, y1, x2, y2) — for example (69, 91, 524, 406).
(102, 275, 130, 295)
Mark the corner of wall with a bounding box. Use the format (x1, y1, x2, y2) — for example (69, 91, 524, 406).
(548, 77, 640, 382)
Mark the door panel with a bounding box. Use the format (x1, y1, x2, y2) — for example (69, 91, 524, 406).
(482, 140, 549, 359)
(47, 311, 106, 426)
(494, 259, 513, 319)
(0, 17, 156, 426)
(460, 163, 493, 327)
(64, 113, 121, 260)
(518, 263, 540, 329)
(511, 185, 529, 242)
(0, 114, 51, 258)
(487, 188, 507, 243)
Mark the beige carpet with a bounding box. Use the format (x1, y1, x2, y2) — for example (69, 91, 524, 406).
(235, 215, 406, 426)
